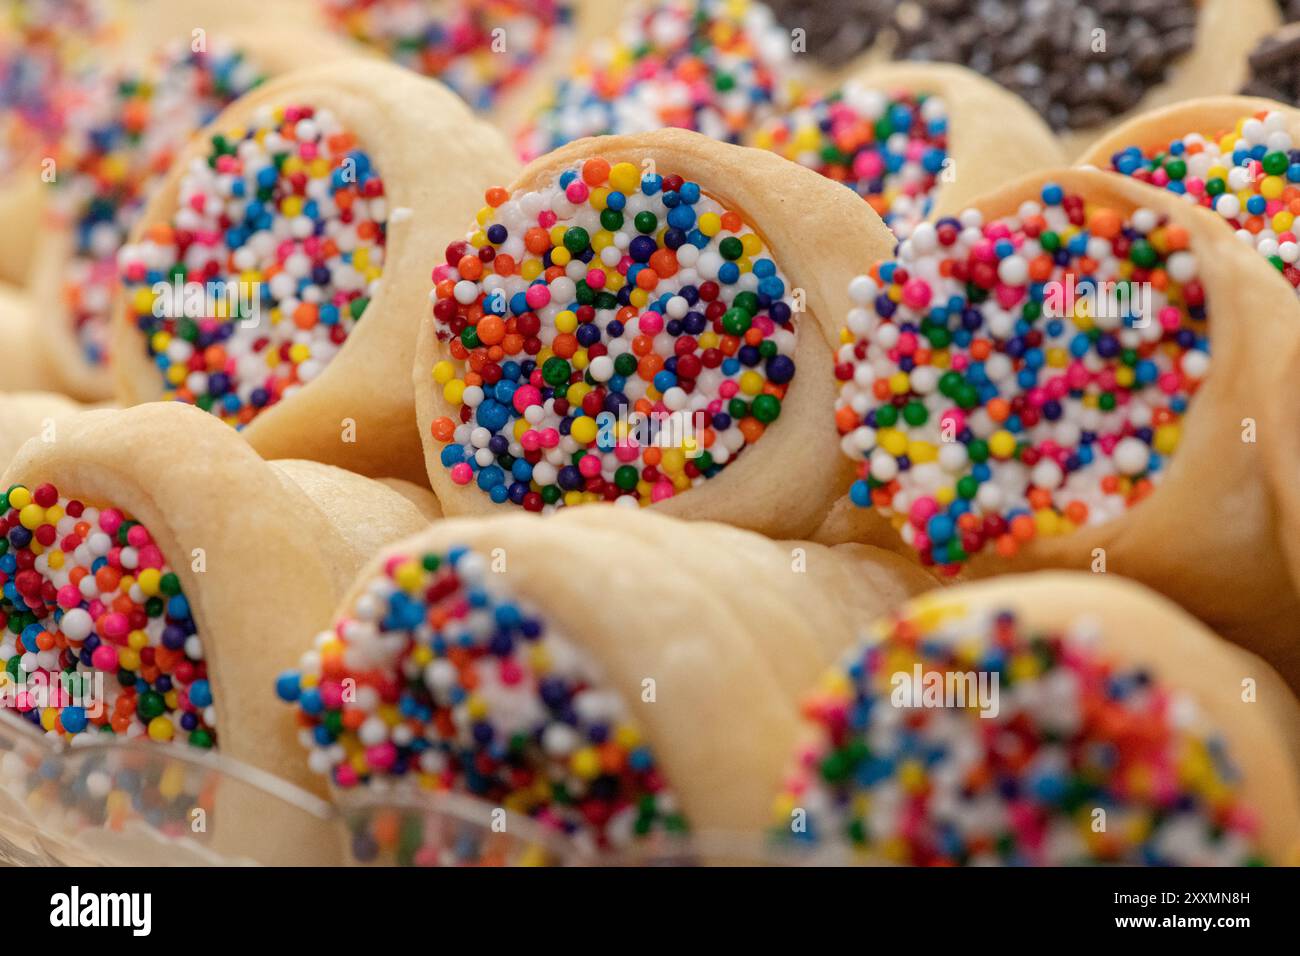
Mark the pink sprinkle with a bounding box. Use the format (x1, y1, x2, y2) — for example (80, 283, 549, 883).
(651, 481, 674, 502)
(91, 646, 118, 672)
(512, 384, 542, 413)
(101, 613, 129, 642)
(854, 152, 884, 180)
(525, 284, 550, 309)
(586, 268, 606, 289)
(98, 509, 123, 535)
(909, 496, 938, 528)
(449, 462, 473, 485)
(994, 284, 1024, 309)
(578, 454, 602, 477)
(499, 657, 524, 685)
(56, 585, 80, 609)
(638, 311, 664, 335)
(565, 181, 589, 203)
(320, 683, 344, 709)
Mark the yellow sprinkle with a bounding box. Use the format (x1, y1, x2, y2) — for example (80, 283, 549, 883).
(159, 763, 185, 800)
(907, 440, 937, 464)
(878, 428, 907, 457)
(609, 162, 639, 194)
(18, 504, 44, 530)
(988, 430, 1017, 459)
(569, 416, 598, 444)
(1034, 508, 1060, 536)
(433, 360, 456, 384)
(571, 747, 602, 779)
(1154, 423, 1181, 455)
(738, 370, 763, 395)
(393, 559, 423, 592)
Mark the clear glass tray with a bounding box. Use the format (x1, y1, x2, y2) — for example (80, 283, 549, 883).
(0, 710, 839, 866)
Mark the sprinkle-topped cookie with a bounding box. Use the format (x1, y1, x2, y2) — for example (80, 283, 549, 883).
(1106, 110, 1300, 294)
(428, 157, 797, 511)
(515, 0, 790, 161)
(0, 0, 115, 173)
(746, 85, 949, 238)
(0, 483, 210, 747)
(118, 104, 387, 426)
(319, 0, 572, 112)
(775, 601, 1263, 865)
(52, 40, 263, 369)
(834, 184, 1209, 570)
(276, 545, 684, 856)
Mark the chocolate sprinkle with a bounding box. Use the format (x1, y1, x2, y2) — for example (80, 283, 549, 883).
(880, 0, 1200, 132)
(765, 0, 888, 66)
(1242, 24, 1300, 104)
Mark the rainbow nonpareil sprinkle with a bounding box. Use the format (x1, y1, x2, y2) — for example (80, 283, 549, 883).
(320, 0, 572, 111)
(52, 40, 263, 368)
(835, 183, 1209, 570)
(118, 104, 386, 426)
(0, 483, 210, 747)
(428, 157, 797, 510)
(1107, 109, 1300, 294)
(276, 545, 684, 857)
(775, 602, 1263, 865)
(746, 85, 949, 239)
(515, 0, 791, 162)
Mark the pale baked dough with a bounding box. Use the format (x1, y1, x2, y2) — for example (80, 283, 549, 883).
(414, 128, 898, 538)
(0, 391, 93, 468)
(26, 20, 365, 402)
(0, 286, 59, 392)
(0, 175, 41, 286)
(866, 573, 1300, 864)
(301, 506, 936, 835)
(813, 167, 1300, 693)
(110, 59, 521, 483)
(0, 401, 435, 864)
